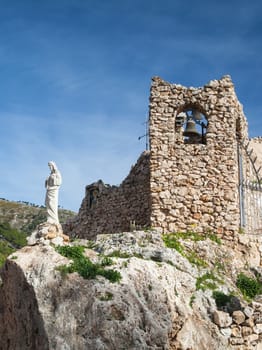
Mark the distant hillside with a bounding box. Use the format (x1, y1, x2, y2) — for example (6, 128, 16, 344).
(0, 199, 75, 234)
(0, 198, 76, 266)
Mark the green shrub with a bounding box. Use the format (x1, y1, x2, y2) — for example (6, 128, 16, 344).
(21, 212, 46, 234)
(213, 291, 233, 308)
(86, 240, 97, 249)
(106, 250, 143, 260)
(162, 233, 184, 254)
(121, 260, 129, 268)
(98, 292, 113, 301)
(186, 252, 208, 268)
(163, 230, 221, 247)
(163, 233, 208, 268)
(0, 241, 15, 267)
(196, 272, 223, 291)
(189, 294, 196, 307)
(99, 268, 121, 283)
(133, 252, 143, 259)
(179, 231, 203, 241)
(236, 273, 262, 299)
(143, 226, 153, 232)
(106, 250, 131, 259)
(70, 257, 98, 279)
(100, 256, 114, 266)
(0, 222, 27, 247)
(56, 245, 85, 259)
(206, 233, 221, 245)
(214, 261, 225, 272)
(55, 245, 121, 283)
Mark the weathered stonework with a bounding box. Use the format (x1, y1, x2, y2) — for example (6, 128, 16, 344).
(66, 75, 262, 241)
(149, 75, 248, 238)
(66, 151, 151, 239)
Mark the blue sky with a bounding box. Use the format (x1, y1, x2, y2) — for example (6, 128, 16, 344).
(0, 0, 261, 211)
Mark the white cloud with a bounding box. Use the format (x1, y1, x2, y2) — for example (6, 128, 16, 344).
(0, 110, 145, 211)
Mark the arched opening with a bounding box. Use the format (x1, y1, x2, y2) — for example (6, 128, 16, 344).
(175, 107, 208, 144)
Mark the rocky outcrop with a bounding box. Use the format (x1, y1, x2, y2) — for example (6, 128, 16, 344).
(0, 231, 261, 349)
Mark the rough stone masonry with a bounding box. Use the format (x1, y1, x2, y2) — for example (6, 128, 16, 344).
(66, 75, 262, 240)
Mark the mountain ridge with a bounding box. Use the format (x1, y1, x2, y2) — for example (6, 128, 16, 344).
(0, 198, 76, 266)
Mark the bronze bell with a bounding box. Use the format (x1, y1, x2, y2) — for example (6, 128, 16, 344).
(183, 118, 200, 137)
(192, 110, 202, 120)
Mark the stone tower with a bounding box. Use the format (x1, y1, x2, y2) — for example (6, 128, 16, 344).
(66, 75, 262, 241)
(149, 75, 248, 239)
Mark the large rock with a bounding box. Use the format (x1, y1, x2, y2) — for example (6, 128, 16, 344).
(232, 310, 246, 325)
(0, 231, 230, 350)
(213, 310, 232, 328)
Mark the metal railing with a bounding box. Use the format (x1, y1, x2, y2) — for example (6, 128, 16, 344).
(239, 141, 262, 234)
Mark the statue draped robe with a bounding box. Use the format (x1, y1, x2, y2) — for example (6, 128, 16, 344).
(45, 172, 62, 224)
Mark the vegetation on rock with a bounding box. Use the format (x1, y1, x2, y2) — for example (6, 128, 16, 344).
(0, 199, 75, 235)
(236, 272, 262, 300)
(98, 291, 114, 301)
(0, 222, 27, 267)
(1, 228, 262, 349)
(0, 222, 27, 247)
(106, 250, 132, 259)
(106, 250, 143, 260)
(0, 198, 75, 267)
(162, 231, 211, 267)
(0, 241, 15, 267)
(55, 245, 121, 283)
(196, 272, 223, 291)
(212, 291, 234, 308)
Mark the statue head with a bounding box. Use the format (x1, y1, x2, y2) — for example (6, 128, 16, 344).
(48, 161, 58, 173)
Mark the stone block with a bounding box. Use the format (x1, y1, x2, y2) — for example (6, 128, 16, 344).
(231, 325, 241, 338)
(253, 323, 262, 334)
(232, 311, 246, 325)
(51, 236, 64, 246)
(220, 327, 231, 338)
(243, 306, 254, 318)
(244, 333, 259, 343)
(241, 326, 252, 337)
(213, 310, 232, 328)
(253, 311, 262, 323)
(243, 317, 254, 328)
(230, 337, 244, 345)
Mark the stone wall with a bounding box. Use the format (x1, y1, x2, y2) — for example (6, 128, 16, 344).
(66, 75, 262, 240)
(149, 75, 249, 239)
(66, 151, 151, 239)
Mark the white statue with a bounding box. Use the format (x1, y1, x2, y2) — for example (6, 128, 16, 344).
(45, 161, 62, 224)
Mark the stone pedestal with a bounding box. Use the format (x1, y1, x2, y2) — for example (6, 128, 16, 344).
(27, 222, 69, 246)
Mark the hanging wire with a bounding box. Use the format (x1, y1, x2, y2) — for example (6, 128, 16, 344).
(138, 118, 149, 150)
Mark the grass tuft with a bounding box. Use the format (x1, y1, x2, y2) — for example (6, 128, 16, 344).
(236, 272, 262, 300)
(55, 245, 121, 283)
(162, 232, 208, 267)
(196, 272, 223, 291)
